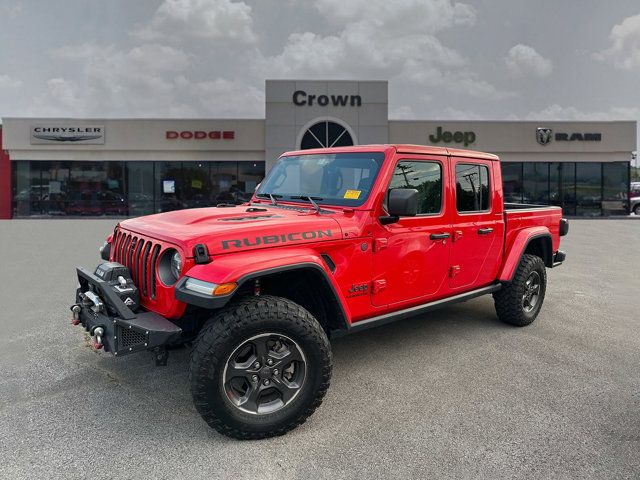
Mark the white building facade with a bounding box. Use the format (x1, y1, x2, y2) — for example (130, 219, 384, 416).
(1, 80, 636, 218)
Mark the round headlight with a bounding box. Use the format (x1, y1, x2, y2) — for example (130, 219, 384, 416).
(158, 248, 183, 286)
(170, 251, 182, 279)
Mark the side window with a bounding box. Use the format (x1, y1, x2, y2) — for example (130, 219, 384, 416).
(456, 163, 490, 212)
(388, 161, 442, 214)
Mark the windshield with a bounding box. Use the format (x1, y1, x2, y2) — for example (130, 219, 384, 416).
(256, 152, 385, 207)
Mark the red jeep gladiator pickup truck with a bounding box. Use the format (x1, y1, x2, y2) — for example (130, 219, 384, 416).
(71, 144, 568, 439)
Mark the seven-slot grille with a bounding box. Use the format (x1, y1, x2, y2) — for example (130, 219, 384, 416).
(112, 229, 162, 301)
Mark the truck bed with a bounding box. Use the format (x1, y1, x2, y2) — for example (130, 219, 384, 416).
(503, 204, 563, 257)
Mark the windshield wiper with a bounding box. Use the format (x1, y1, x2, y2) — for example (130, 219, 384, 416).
(256, 192, 283, 206)
(290, 195, 323, 213)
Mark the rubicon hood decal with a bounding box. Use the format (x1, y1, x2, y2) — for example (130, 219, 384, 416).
(119, 205, 343, 256)
(222, 229, 334, 250)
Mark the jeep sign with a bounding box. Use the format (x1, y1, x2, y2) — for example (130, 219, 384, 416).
(429, 126, 476, 147)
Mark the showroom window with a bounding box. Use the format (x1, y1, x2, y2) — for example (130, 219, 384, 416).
(575, 163, 602, 217)
(300, 121, 354, 149)
(502, 162, 523, 203)
(602, 162, 629, 216)
(482, 161, 630, 217)
(13, 161, 265, 217)
(127, 162, 154, 216)
(523, 163, 549, 204)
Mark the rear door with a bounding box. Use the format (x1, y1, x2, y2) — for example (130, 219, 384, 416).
(371, 155, 452, 307)
(449, 158, 504, 290)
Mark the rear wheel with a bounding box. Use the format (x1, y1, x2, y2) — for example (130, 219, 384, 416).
(190, 295, 332, 439)
(633, 204, 640, 216)
(493, 254, 547, 327)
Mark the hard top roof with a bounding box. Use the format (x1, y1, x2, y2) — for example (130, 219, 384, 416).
(282, 144, 499, 161)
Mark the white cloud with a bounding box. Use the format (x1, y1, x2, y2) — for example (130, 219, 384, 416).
(389, 105, 416, 119)
(52, 43, 191, 72)
(39, 42, 196, 116)
(21, 0, 510, 117)
(133, 0, 256, 44)
(505, 44, 553, 77)
(1, 2, 22, 19)
(305, 0, 476, 32)
(439, 107, 485, 120)
(0, 74, 22, 88)
(525, 103, 640, 121)
(38, 40, 264, 117)
(51, 43, 108, 60)
(190, 78, 264, 117)
(595, 13, 640, 70)
(259, 0, 508, 101)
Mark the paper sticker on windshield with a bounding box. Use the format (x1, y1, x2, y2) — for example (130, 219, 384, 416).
(344, 189, 361, 200)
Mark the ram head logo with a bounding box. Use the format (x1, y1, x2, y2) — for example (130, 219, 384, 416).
(536, 127, 553, 146)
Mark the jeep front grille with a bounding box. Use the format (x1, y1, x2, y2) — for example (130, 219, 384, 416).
(112, 229, 162, 301)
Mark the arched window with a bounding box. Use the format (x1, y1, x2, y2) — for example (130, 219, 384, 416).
(300, 120, 354, 149)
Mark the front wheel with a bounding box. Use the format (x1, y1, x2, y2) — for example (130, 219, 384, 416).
(190, 295, 332, 439)
(493, 254, 547, 327)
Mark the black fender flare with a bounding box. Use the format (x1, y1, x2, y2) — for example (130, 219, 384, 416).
(175, 262, 349, 330)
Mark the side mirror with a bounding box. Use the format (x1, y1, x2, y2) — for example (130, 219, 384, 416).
(380, 188, 419, 225)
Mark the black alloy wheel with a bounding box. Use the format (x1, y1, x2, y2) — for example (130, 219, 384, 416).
(222, 333, 307, 415)
(190, 295, 332, 439)
(521, 271, 541, 313)
(493, 253, 547, 327)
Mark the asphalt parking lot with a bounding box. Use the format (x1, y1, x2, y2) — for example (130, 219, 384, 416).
(0, 219, 639, 479)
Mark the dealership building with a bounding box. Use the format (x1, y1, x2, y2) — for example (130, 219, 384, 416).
(0, 79, 636, 219)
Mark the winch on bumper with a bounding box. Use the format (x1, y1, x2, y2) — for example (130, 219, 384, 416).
(71, 262, 182, 365)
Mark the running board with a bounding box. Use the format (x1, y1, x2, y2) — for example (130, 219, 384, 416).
(345, 283, 502, 334)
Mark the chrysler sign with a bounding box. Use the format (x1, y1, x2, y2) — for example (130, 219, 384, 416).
(30, 125, 105, 145)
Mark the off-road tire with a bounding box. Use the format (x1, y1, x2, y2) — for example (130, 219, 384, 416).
(190, 295, 332, 440)
(493, 254, 547, 327)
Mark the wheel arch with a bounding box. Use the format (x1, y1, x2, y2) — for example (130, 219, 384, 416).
(498, 229, 553, 282)
(178, 254, 350, 334)
(234, 263, 349, 334)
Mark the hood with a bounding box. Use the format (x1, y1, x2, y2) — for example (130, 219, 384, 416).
(119, 205, 343, 257)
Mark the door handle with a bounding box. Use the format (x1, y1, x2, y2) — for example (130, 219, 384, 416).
(478, 228, 494, 235)
(430, 233, 450, 240)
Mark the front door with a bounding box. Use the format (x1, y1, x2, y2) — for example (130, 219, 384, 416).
(448, 159, 504, 290)
(371, 156, 452, 307)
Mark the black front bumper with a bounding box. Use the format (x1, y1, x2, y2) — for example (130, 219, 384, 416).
(72, 266, 182, 357)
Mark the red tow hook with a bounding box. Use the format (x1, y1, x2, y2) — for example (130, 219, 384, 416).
(92, 327, 105, 350)
(70, 305, 81, 325)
